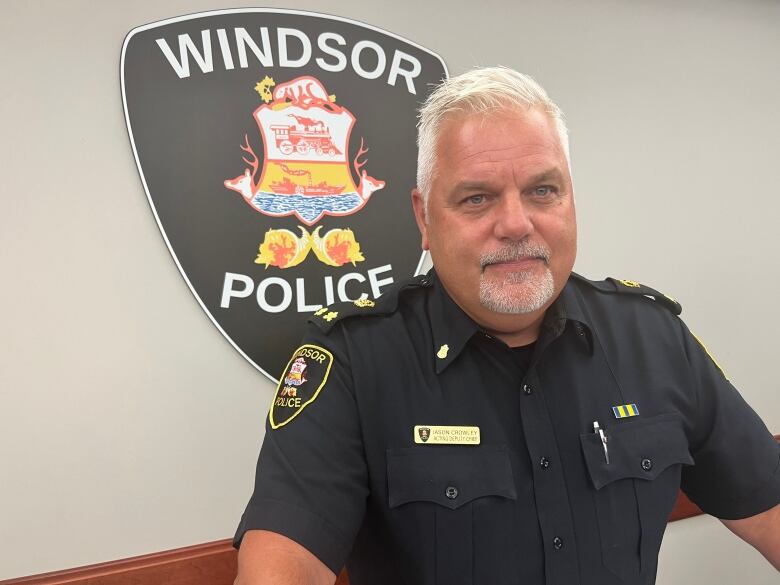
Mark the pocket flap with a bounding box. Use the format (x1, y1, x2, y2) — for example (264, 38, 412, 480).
(581, 414, 694, 490)
(387, 444, 516, 510)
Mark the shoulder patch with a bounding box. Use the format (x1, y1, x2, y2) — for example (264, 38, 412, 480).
(269, 344, 333, 429)
(308, 274, 431, 332)
(571, 273, 682, 315)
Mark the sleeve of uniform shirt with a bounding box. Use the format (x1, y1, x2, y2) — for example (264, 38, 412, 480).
(233, 322, 368, 574)
(678, 319, 780, 519)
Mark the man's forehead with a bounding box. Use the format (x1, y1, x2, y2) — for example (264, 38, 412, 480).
(439, 109, 563, 156)
(439, 105, 551, 136)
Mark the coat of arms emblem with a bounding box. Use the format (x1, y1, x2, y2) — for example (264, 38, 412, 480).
(224, 74, 386, 269)
(283, 357, 308, 386)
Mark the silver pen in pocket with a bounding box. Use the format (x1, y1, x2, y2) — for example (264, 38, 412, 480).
(593, 421, 609, 464)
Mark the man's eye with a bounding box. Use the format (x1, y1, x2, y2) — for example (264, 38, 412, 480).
(466, 194, 486, 205)
(532, 186, 557, 198)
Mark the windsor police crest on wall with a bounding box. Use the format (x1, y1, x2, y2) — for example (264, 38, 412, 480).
(121, 9, 447, 381)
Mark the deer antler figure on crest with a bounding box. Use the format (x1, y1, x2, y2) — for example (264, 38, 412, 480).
(224, 135, 261, 201)
(353, 137, 369, 179)
(352, 138, 386, 201)
(241, 134, 260, 184)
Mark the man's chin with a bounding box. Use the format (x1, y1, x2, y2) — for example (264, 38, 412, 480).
(479, 274, 555, 314)
(482, 262, 544, 281)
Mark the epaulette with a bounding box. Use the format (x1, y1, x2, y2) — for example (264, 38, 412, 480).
(308, 273, 432, 333)
(571, 272, 682, 316)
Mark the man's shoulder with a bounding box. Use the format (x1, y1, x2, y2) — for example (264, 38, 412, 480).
(307, 273, 432, 334)
(569, 272, 683, 316)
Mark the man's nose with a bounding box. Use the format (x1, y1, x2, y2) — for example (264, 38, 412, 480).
(493, 193, 534, 240)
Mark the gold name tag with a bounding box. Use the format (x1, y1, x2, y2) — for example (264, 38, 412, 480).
(414, 425, 481, 445)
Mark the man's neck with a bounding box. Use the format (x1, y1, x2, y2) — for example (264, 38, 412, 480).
(484, 312, 546, 348)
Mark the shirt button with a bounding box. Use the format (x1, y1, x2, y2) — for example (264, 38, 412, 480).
(523, 384, 533, 395)
(540, 457, 551, 469)
(641, 458, 653, 471)
(445, 486, 459, 499)
(553, 537, 563, 550)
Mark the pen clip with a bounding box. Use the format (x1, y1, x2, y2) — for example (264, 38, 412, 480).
(593, 421, 610, 465)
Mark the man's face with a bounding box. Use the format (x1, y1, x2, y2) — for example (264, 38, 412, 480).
(412, 107, 577, 339)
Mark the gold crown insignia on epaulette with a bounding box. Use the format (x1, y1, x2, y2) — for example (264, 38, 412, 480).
(570, 273, 682, 316)
(309, 297, 381, 332)
(612, 278, 682, 315)
(308, 275, 426, 332)
(618, 279, 641, 288)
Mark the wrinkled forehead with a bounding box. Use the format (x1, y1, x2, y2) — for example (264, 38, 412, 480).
(439, 106, 563, 153)
(438, 103, 548, 138)
(434, 105, 570, 172)
(437, 99, 540, 127)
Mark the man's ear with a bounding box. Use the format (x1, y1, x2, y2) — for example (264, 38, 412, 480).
(411, 188, 430, 251)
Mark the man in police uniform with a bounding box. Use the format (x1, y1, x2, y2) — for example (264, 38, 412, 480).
(234, 67, 780, 584)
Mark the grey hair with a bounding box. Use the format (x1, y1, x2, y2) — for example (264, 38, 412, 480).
(416, 66, 570, 210)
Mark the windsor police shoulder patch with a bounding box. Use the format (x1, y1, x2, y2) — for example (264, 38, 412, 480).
(269, 344, 333, 429)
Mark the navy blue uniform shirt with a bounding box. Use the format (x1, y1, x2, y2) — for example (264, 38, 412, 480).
(235, 271, 780, 585)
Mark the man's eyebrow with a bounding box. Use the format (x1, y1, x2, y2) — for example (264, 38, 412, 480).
(451, 169, 566, 193)
(527, 169, 565, 184)
(451, 180, 496, 193)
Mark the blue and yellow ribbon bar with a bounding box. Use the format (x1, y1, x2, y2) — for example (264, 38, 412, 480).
(612, 403, 639, 418)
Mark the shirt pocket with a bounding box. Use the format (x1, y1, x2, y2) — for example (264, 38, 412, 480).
(580, 413, 694, 581)
(387, 444, 517, 585)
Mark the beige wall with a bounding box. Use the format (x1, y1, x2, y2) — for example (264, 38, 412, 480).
(1, 0, 777, 581)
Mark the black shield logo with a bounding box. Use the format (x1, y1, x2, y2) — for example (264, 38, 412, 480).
(418, 427, 430, 442)
(121, 9, 447, 381)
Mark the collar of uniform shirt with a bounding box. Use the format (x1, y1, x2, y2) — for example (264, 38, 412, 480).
(541, 278, 594, 356)
(428, 270, 594, 374)
(426, 269, 481, 374)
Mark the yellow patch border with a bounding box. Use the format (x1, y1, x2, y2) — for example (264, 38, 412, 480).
(691, 331, 729, 380)
(269, 344, 334, 429)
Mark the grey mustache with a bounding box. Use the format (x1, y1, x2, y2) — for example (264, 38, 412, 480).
(480, 243, 551, 267)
